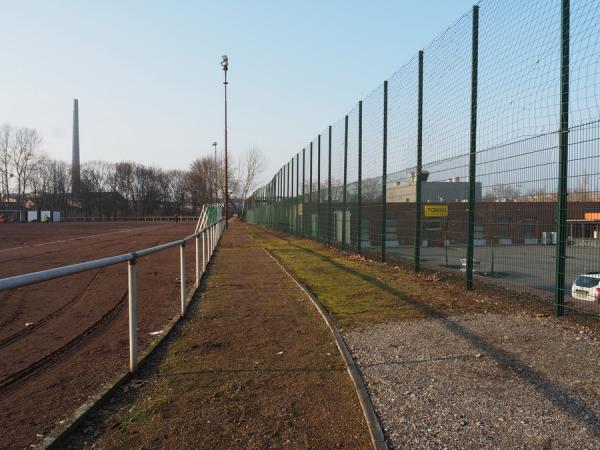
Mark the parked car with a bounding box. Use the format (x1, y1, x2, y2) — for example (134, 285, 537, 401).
(571, 272, 600, 301)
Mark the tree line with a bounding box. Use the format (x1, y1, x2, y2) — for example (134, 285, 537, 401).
(0, 123, 264, 218)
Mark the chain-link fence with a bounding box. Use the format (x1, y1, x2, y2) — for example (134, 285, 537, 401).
(245, 0, 600, 317)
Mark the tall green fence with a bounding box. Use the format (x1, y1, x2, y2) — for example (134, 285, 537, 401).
(245, 0, 600, 318)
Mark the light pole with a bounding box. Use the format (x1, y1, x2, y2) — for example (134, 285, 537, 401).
(221, 55, 229, 228)
(212, 141, 218, 204)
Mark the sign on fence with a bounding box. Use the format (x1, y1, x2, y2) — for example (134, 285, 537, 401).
(424, 205, 448, 217)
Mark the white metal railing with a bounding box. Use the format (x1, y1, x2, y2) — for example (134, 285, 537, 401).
(0, 218, 226, 373)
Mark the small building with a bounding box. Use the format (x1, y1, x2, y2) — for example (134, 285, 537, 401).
(386, 172, 482, 203)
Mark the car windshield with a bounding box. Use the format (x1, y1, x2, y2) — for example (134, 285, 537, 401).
(574, 276, 599, 288)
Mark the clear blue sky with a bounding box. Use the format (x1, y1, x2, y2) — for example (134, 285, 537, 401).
(0, 0, 475, 181)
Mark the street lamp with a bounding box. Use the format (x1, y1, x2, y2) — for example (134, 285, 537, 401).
(221, 54, 229, 228)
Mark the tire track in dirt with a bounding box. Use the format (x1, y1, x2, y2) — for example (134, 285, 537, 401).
(0, 270, 104, 349)
(0, 289, 127, 401)
(0, 223, 195, 449)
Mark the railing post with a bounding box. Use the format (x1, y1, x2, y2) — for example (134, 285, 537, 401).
(180, 242, 186, 316)
(213, 224, 216, 250)
(202, 231, 206, 273)
(195, 234, 200, 288)
(466, 4, 479, 290)
(555, 0, 570, 316)
(415, 50, 424, 272)
(382, 80, 388, 262)
(358, 101, 363, 254)
(128, 258, 138, 373)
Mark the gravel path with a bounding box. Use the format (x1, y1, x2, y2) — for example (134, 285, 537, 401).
(344, 313, 600, 449)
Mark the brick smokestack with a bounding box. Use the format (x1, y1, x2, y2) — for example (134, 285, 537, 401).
(71, 99, 81, 195)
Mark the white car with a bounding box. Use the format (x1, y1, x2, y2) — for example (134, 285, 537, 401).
(571, 272, 600, 302)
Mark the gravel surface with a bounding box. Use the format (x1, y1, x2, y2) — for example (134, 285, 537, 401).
(344, 313, 600, 449)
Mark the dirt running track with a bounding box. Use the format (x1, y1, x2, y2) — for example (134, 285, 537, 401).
(0, 222, 200, 449)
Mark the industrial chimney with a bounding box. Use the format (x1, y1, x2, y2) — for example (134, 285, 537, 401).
(71, 99, 81, 196)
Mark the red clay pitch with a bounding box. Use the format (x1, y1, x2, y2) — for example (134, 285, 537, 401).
(0, 222, 200, 449)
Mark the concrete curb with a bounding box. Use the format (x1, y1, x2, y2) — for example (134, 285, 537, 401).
(263, 248, 389, 450)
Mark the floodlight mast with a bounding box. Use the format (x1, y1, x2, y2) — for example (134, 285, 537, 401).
(221, 55, 229, 228)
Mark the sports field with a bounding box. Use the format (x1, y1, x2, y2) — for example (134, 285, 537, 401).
(0, 222, 199, 449)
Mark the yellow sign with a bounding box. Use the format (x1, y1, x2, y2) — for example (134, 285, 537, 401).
(424, 205, 448, 217)
(584, 212, 600, 220)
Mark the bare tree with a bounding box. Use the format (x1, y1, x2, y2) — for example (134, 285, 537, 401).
(483, 184, 521, 202)
(11, 127, 42, 207)
(235, 147, 265, 217)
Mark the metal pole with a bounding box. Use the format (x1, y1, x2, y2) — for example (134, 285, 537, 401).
(343, 114, 348, 249)
(555, 0, 570, 316)
(202, 231, 206, 272)
(180, 242, 186, 316)
(310, 142, 313, 237)
(128, 259, 137, 373)
(382, 80, 388, 262)
(318, 134, 321, 240)
(415, 50, 424, 272)
(328, 125, 332, 245)
(195, 235, 200, 288)
(302, 147, 306, 236)
(223, 69, 229, 229)
(296, 152, 300, 234)
(466, 5, 479, 290)
(358, 101, 363, 254)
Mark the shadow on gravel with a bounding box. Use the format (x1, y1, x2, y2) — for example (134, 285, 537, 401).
(285, 242, 600, 439)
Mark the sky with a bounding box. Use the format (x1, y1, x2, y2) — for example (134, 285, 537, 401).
(0, 0, 476, 184)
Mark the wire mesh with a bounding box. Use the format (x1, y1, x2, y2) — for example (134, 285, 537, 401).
(246, 0, 600, 318)
(387, 56, 419, 265)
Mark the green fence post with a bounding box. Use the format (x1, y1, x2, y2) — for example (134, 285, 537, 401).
(555, 0, 570, 317)
(296, 152, 299, 234)
(328, 125, 332, 246)
(382, 80, 388, 262)
(318, 134, 321, 241)
(309, 142, 313, 237)
(415, 50, 424, 272)
(342, 115, 348, 250)
(358, 100, 363, 254)
(466, 4, 479, 290)
(302, 147, 306, 236)
(285, 160, 293, 232)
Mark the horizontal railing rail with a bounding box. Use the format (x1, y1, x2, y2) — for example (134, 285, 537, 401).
(0, 216, 226, 372)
